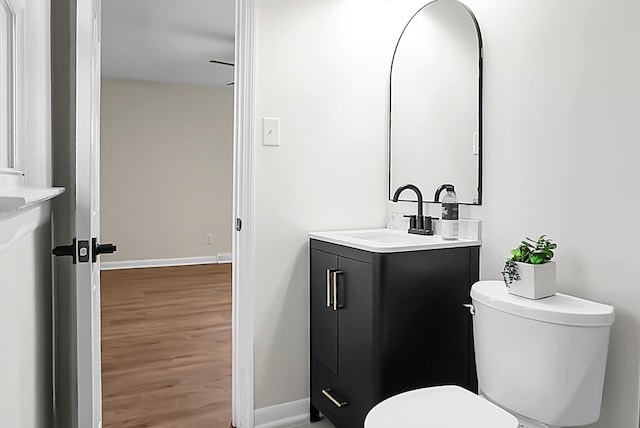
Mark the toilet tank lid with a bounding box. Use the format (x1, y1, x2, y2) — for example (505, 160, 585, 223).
(471, 281, 615, 327)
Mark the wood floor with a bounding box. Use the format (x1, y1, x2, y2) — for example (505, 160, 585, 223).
(101, 264, 232, 428)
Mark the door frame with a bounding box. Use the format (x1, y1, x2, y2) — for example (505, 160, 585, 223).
(51, 0, 103, 426)
(232, 0, 256, 426)
(74, 0, 103, 425)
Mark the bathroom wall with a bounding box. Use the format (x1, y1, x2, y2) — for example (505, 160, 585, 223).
(254, 0, 640, 427)
(394, 0, 640, 427)
(254, 0, 435, 409)
(0, 227, 53, 428)
(100, 78, 233, 263)
(0, 0, 54, 425)
(459, 1, 639, 427)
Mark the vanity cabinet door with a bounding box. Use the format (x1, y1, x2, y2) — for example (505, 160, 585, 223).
(310, 247, 375, 428)
(310, 249, 339, 375)
(335, 256, 375, 428)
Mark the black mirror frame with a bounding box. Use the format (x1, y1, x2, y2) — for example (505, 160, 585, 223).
(388, 0, 484, 205)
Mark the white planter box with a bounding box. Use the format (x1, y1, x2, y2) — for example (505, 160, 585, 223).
(508, 261, 556, 299)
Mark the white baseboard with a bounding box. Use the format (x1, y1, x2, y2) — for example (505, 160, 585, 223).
(254, 398, 310, 428)
(217, 253, 232, 264)
(100, 256, 224, 271)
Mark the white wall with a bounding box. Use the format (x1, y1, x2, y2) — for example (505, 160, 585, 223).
(100, 78, 233, 262)
(254, 0, 427, 409)
(461, 1, 640, 426)
(0, 0, 54, 426)
(0, 226, 53, 428)
(254, 0, 640, 426)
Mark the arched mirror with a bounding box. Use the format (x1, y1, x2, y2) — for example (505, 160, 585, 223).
(389, 0, 483, 204)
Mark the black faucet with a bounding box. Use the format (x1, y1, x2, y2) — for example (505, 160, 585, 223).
(434, 183, 455, 202)
(392, 184, 433, 235)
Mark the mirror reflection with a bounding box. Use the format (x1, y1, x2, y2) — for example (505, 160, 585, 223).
(389, 0, 483, 204)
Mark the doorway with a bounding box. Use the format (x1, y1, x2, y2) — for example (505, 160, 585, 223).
(98, 1, 235, 426)
(100, 264, 232, 426)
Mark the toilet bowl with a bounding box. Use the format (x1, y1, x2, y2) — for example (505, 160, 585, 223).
(364, 280, 614, 428)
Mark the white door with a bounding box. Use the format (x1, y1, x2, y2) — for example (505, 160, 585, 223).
(76, 0, 103, 426)
(52, 0, 107, 427)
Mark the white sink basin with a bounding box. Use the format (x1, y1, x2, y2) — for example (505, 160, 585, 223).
(309, 228, 481, 253)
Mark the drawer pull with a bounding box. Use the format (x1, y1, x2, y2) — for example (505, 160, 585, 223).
(332, 270, 343, 311)
(322, 389, 347, 408)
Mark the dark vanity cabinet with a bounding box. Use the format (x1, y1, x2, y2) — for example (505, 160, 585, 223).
(309, 239, 480, 428)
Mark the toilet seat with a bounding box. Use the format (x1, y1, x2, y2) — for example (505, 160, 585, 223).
(364, 385, 519, 428)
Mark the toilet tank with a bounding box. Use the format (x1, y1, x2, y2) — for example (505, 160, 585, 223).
(471, 281, 614, 427)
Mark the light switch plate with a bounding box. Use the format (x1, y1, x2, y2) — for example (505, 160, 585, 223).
(262, 117, 280, 146)
(472, 131, 479, 155)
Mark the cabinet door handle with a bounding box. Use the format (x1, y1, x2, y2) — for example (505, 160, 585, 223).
(332, 270, 343, 311)
(322, 389, 347, 408)
(326, 269, 333, 307)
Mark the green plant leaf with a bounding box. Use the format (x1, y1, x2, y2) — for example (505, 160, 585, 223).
(502, 258, 520, 286)
(511, 247, 525, 262)
(512, 234, 556, 264)
(529, 253, 545, 264)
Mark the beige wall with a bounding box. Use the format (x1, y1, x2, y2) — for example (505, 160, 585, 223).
(100, 78, 233, 262)
(0, 226, 53, 428)
(254, 0, 640, 427)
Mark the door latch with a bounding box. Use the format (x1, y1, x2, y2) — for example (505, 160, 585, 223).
(78, 240, 90, 263)
(53, 238, 77, 264)
(236, 218, 242, 232)
(53, 238, 117, 264)
(92, 237, 117, 262)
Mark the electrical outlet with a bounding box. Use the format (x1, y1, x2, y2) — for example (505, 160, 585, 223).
(204, 234, 213, 244)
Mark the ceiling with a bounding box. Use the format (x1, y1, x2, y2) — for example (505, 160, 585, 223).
(102, 0, 235, 87)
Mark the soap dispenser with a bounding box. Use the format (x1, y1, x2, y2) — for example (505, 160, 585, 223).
(434, 184, 459, 240)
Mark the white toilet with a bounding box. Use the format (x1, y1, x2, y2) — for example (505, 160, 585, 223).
(365, 280, 615, 428)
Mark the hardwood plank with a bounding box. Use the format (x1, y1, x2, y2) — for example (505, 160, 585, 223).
(101, 264, 232, 428)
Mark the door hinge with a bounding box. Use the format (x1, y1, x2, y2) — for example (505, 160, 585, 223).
(236, 218, 242, 232)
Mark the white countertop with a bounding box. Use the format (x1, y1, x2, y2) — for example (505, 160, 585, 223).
(309, 228, 481, 253)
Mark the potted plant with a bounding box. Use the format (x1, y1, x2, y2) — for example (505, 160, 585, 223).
(502, 235, 557, 299)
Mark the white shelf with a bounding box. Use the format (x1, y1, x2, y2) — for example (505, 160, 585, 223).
(0, 187, 65, 211)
